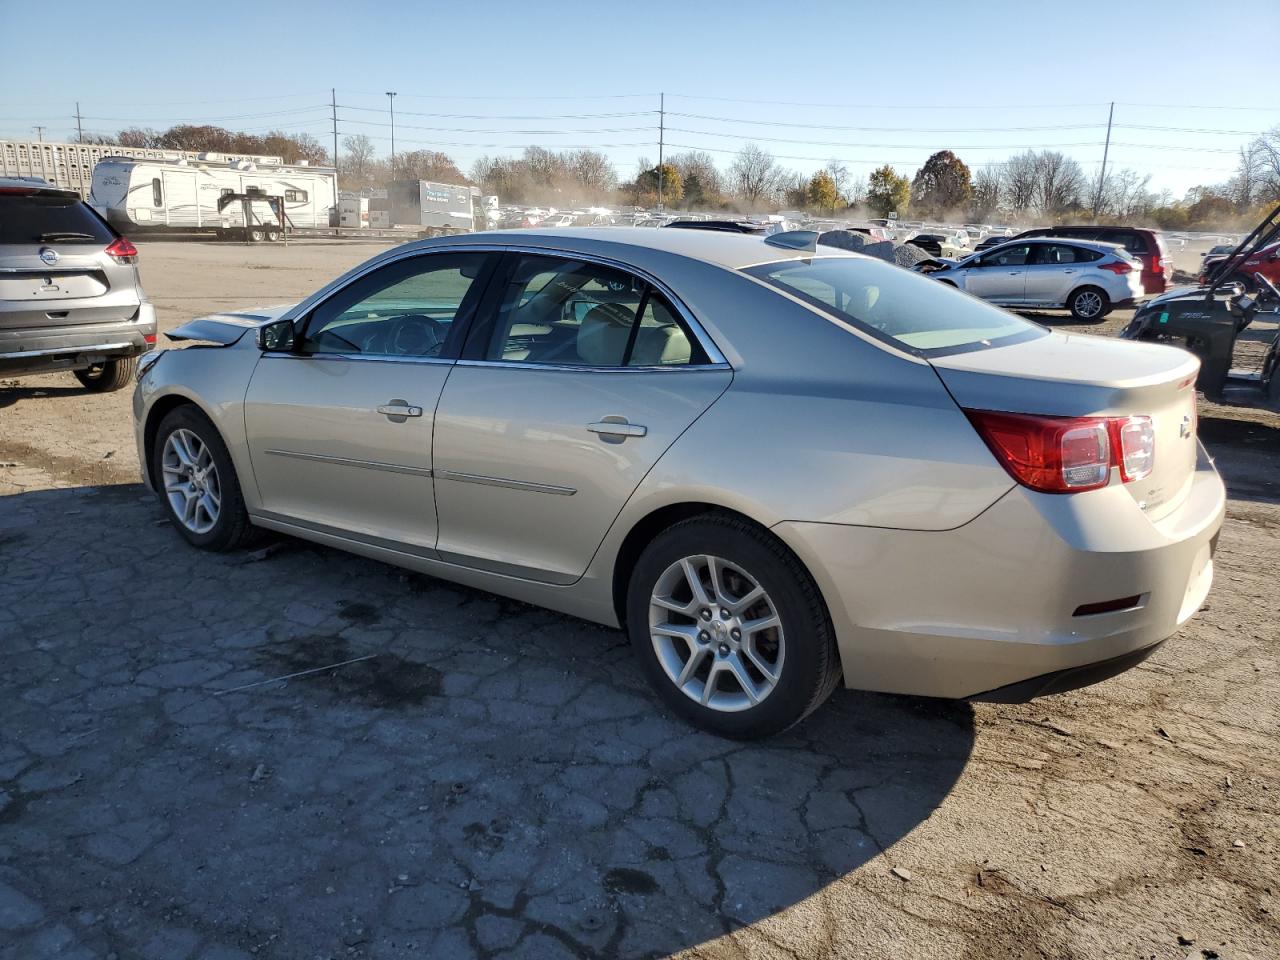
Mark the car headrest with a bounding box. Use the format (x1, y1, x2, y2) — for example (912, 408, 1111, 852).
(576, 304, 633, 366)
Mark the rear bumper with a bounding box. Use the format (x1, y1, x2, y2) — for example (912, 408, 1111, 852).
(775, 443, 1225, 700)
(0, 303, 156, 377)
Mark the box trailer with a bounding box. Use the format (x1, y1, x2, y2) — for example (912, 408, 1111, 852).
(388, 180, 481, 235)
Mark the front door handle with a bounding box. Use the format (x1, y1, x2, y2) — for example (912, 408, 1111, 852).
(378, 400, 423, 422)
(587, 417, 647, 442)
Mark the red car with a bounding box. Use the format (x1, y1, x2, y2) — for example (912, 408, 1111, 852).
(1014, 226, 1172, 295)
(1199, 240, 1280, 290)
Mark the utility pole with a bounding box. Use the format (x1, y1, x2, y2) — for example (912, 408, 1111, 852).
(74, 103, 83, 143)
(331, 88, 339, 178)
(33, 126, 45, 142)
(386, 91, 397, 179)
(1093, 101, 1114, 219)
(657, 92, 665, 211)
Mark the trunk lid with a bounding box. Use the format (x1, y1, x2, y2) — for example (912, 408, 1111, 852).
(931, 331, 1201, 521)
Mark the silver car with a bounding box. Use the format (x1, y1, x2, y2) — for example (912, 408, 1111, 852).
(0, 178, 156, 390)
(928, 237, 1145, 321)
(134, 228, 1224, 738)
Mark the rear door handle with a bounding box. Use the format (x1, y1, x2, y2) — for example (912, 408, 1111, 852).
(587, 418, 647, 441)
(378, 400, 423, 421)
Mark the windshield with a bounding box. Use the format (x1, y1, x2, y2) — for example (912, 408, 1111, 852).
(743, 255, 1046, 357)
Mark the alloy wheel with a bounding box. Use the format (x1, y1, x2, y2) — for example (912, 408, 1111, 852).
(161, 428, 222, 534)
(1074, 290, 1103, 319)
(649, 554, 785, 712)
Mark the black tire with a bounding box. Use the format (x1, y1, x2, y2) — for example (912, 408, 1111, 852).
(1068, 285, 1110, 322)
(151, 405, 256, 551)
(265, 227, 281, 243)
(626, 514, 841, 739)
(74, 357, 136, 392)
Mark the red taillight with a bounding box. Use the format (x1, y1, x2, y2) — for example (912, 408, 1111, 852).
(1099, 261, 1133, 275)
(104, 236, 138, 264)
(143, 333, 156, 345)
(965, 410, 1154, 494)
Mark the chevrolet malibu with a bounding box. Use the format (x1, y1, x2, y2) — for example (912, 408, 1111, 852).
(133, 228, 1225, 738)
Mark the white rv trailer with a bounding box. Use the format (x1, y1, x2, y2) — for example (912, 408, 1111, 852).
(88, 156, 337, 234)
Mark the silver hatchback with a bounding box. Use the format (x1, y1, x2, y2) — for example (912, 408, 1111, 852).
(928, 237, 1145, 321)
(0, 178, 156, 391)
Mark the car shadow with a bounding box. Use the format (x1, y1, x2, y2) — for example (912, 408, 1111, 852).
(0, 483, 975, 959)
(1199, 415, 1280, 505)
(0, 382, 93, 409)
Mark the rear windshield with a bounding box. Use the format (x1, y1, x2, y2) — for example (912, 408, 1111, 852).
(743, 255, 1047, 357)
(0, 193, 115, 245)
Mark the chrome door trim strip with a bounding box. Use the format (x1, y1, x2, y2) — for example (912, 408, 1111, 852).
(282, 242, 729, 366)
(436, 469, 576, 497)
(263, 448, 433, 478)
(258, 352, 455, 366)
(452, 359, 731, 375)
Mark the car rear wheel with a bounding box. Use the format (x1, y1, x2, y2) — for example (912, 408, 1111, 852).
(1069, 286, 1110, 322)
(74, 357, 136, 392)
(627, 515, 841, 739)
(153, 406, 255, 551)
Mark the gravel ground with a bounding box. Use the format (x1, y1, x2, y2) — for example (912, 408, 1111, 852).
(1, 240, 1277, 960)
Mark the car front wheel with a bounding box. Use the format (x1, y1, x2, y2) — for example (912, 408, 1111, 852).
(152, 406, 255, 551)
(627, 515, 841, 739)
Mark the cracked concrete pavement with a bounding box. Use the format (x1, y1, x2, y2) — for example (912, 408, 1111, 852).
(1, 241, 1278, 959)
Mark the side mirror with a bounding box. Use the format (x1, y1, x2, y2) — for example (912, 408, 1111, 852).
(258, 318, 296, 352)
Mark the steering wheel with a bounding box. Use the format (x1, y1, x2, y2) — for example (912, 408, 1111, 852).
(365, 314, 444, 356)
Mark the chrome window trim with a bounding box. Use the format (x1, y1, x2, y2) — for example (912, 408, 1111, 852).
(263, 449, 433, 478)
(258, 351, 455, 366)
(283, 242, 729, 367)
(453, 358, 731, 375)
(436, 469, 576, 497)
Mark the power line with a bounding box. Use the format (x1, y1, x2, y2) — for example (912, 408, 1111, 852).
(337, 104, 656, 121)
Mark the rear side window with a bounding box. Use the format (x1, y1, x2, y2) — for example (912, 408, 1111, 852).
(745, 256, 1046, 357)
(0, 193, 116, 244)
(1098, 230, 1149, 254)
(1034, 244, 1102, 264)
(152, 178, 162, 207)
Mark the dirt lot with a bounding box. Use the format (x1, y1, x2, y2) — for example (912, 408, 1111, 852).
(1, 240, 1277, 960)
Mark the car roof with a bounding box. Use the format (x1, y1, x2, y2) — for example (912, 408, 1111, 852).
(411, 226, 856, 271)
(0, 176, 81, 197)
(981, 237, 1126, 255)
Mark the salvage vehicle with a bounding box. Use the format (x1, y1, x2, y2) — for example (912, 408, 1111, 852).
(134, 228, 1224, 738)
(921, 238, 1145, 320)
(1012, 225, 1171, 295)
(1123, 204, 1280, 406)
(1198, 239, 1280, 292)
(1, 177, 156, 390)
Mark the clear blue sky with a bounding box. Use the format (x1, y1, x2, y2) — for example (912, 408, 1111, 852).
(3, 0, 1277, 197)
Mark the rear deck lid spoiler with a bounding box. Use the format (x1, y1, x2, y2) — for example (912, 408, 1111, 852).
(166, 304, 295, 344)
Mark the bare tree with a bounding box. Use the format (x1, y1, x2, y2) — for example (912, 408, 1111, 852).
(1032, 151, 1086, 216)
(970, 164, 1003, 219)
(730, 143, 782, 208)
(569, 150, 617, 200)
(341, 134, 376, 182)
(824, 159, 850, 199)
(1003, 151, 1038, 215)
